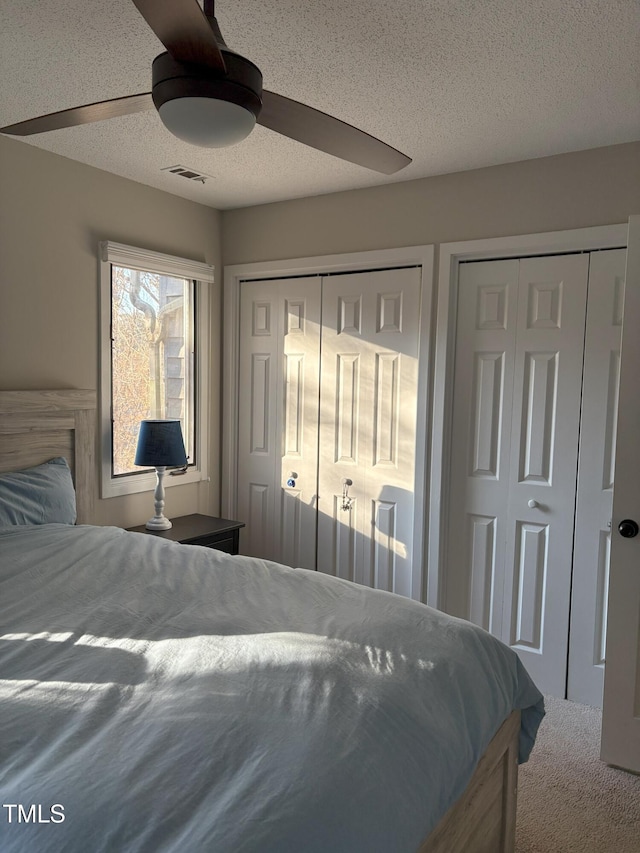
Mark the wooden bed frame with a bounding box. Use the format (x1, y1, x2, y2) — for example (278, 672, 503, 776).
(420, 709, 519, 853)
(0, 389, 96, 523)
(0, 388, 519, 853)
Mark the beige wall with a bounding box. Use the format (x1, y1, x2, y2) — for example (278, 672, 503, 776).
(1, 137, 638, 529)
(222, 142, 640, 264)
(0, 136, 222, 527)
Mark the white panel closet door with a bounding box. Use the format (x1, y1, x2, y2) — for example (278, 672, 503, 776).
(447, 254, 589, 697)
(568, 248, 626, 707)
(445, 258, 520, 631)
(500, 254, 589, 696)
(237, 277, 321, 568)
(317, 267, 421, 595)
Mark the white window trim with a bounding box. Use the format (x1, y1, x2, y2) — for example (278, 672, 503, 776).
(99, 241, 213, 499)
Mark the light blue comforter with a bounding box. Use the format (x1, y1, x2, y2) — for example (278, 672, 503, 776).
(0, 524, 544, 852)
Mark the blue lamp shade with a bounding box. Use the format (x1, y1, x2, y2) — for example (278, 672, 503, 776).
(134, 420, 187, 468)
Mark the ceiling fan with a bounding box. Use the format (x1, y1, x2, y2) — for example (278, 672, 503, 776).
(0, 0, 411, 175)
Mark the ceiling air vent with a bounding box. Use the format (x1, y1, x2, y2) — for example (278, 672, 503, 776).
(161, 164, 213, 184)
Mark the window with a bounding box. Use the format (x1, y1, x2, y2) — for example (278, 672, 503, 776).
(110, 266, 195, 476)
(100, 242, 212, 498)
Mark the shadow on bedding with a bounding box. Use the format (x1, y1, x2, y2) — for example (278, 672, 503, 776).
(0, 638, 147, 684)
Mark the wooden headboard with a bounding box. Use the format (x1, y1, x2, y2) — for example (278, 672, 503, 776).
(0, 390, 96, 523)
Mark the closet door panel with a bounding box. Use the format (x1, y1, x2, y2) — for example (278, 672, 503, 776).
(501, 253, 589, 696)
(238, 283, 280, 560)
(446, 259, 520, 633)
(280, 287, 322, 570)
(568, 248, 626, 707)
(467, 514, 497, 629)
(448, 254, 589, 697)
(511, 520, 547, 649)
(317, 267, 421, 595)
(517, 350, 558, 483)
(237, 277, 321, 568)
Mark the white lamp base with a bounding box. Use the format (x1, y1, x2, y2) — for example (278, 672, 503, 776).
(145, 466, 173, 530)
(145, 516, 173, 531)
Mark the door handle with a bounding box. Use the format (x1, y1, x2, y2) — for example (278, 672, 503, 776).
(286, 471, 298, 488)
(528, 499, 539, 509)
(341, 478, 353, 511)
(618, 519, 639, 538)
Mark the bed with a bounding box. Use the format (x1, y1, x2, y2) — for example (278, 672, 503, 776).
(0, 390, 544, 853)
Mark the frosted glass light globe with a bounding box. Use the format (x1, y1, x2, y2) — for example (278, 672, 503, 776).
(159, 97, 256, 148)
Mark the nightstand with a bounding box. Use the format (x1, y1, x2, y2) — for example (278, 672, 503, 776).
(127, 513, 245, 555)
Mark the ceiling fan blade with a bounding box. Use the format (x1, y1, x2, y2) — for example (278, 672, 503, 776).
(258, 90, 411, 174)
(0, 93, 155, 136)
(131, 0, 226, 74)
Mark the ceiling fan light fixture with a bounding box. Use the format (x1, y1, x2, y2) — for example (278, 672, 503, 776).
(158, 97, 256, 148)
(152, 51, 262, 149)
(1, 6, 411, 174)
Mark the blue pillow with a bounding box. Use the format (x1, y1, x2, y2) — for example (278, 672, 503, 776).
(0, 457, 77, 526)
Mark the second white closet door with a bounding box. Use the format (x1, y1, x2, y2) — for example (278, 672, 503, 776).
(501, 254, 589, 695)
(447, 253, 589, 696)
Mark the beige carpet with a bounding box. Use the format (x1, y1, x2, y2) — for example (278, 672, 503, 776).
(515, 696, 640, 852)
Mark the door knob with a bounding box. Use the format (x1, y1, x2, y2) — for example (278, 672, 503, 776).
(528, 499, 539, 509)
(286, 471, 298, 488)
(341, 478, 353, 511)
(618, 519, 639, 538)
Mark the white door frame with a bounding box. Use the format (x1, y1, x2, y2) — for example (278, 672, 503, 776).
(222, 245, 434, 600)
(428, 224, 627, 609)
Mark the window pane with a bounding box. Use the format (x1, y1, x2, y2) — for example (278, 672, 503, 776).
(111, 265, 195, 476)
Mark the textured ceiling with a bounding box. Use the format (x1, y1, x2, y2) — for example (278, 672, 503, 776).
(1, 0, 638, 210)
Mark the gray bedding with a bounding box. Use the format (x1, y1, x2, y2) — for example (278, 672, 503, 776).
(0, 523, 544, 852)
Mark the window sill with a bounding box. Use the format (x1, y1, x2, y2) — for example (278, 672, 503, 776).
(101, 467, 206, 499)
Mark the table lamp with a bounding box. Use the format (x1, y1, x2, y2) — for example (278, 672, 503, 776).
(134, 419, 187, 530)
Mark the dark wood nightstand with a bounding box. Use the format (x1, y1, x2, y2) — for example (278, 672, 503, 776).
(127, 513, 245, 555)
